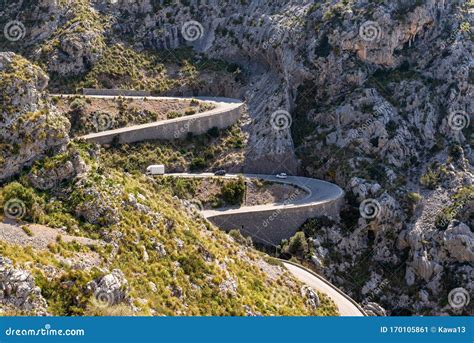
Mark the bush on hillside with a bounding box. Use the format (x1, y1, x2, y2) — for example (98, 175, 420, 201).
(190, 157, 207, 171)
(281, 231, 309, 257)
(221, 178, 245, 205)
(301, 216, 335, 237)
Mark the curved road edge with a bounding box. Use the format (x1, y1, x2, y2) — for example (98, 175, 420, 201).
(53, 94, 364, 316)
(164, 173, 365, 315)
(50, 94, 244, 144)
(165, 173, 344, 217)
(279, 259, 366, 316)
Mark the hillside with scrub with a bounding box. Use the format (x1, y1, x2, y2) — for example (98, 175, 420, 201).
(0, 52, 337, 316)
(0, 0, 472, 316)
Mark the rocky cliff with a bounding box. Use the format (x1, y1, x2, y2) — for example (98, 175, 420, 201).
(0, 52, 70, 182)
(0, 0, 472, 315)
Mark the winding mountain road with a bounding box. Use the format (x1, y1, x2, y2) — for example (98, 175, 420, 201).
(54, 95, 244, 144)
(165, 173, 344, 218)
(282, 261, 365, 316)
(56, 93, 365, 316)
(165, 173, 365, 316)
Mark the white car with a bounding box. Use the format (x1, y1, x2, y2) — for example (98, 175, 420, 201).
(276, 173, 288, 179)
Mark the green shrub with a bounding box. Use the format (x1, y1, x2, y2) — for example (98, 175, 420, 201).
(190, 157, 207, 171)
(301, 216, 335, 237)
(286, 232, 309, 256)
(386, 120, 398, 139)
(221, 178, 245, 205)
(35, 269, 100, 316)
(0, 182, 44, 222)
(435, 185, 473, 229)
(405, 192, 422, 217)
(177, 256, 209, 282)
(420, 168, 440, 189)
(434, 211, 452, 230)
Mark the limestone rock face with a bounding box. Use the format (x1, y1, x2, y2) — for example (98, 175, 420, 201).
(28, 150, 88, 190)
(5, 0, 470, 175)
(87, 269, 129, 306)
(0, 256, 49, 315)
(0, 52, 70, 182)
(443, 221, 474, 263)
(2, 0, 472, 316)
(301, 285, 320, 309)
(363, 302, 387, 316)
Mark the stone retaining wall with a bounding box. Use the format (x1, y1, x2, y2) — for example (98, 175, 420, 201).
(82, 105, 242, 144)
(82, 88, 151, 97)
(207, 196, 344, 245)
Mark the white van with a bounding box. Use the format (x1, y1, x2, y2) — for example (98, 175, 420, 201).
(146, 165, 165, 175)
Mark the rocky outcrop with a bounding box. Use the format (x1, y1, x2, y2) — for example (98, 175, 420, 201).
(443, 221, 474, 263)
(2, 0, 472, 316)
(363, 302, 387, 316)
(28, 150, 88, 190)
(47, 29, 104, 76)
(87, 269, 129, 306)
(0, 52, 70, 183)
(301, 285, 320, 309)
(0, 256, 48, 315)
(73, 175, 121, 226)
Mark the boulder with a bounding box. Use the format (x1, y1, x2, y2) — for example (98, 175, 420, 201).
(443, 221, 474, 263)
(87, 269, 129, 306)
(301, 285, 320, 309)
(0, 256, 48, 315)
(363, 302, 387, 316)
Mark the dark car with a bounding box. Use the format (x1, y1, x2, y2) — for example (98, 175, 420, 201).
(214, 169, 226, 176)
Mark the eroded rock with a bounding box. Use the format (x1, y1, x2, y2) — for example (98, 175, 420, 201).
(0, 256, 49, 315)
